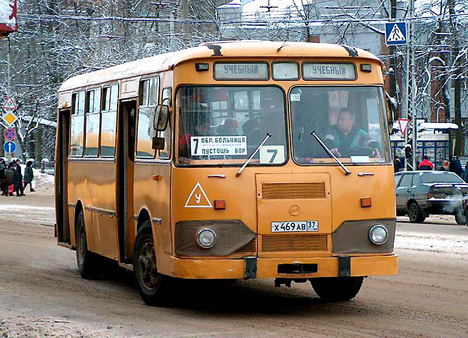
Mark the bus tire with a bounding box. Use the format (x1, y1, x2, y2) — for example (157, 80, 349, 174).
(76, 211, 101, 279)
(310, 277, 364, 301)
(408, 202, 425, 223)
(133, 221, 170, 306)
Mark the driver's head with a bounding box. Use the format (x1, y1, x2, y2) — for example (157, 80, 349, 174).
(337, 109, 356, 135)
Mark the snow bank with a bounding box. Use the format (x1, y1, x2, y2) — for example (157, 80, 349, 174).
(32, 168, 55, 196)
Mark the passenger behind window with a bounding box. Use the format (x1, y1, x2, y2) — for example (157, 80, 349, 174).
(324, 108, 380, 158)
(242, 113, 262, 146)
(217, 118, 239, 136)
(242, 93, 284, 147)
(179, 111, 211, 159)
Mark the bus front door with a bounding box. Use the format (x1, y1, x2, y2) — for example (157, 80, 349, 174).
(117, 100, 137, 263)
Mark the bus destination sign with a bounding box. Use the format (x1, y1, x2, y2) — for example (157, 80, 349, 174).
(191, 136, 247, 156)
(303, 63, 356, 80)
(214, 63, 269, 80)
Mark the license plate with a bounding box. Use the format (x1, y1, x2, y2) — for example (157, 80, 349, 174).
(271, 221, 319, 233)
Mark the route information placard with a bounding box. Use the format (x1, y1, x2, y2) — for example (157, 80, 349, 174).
(190, 136, 247, 156)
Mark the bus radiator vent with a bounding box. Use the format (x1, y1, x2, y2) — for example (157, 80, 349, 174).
(262, 235, 327, 252)
(262, 183, 325, 199)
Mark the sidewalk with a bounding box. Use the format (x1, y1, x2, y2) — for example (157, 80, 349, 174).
(0, 194, 55, 226)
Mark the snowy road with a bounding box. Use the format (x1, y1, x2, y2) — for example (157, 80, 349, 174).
(0, 195, 467, 337)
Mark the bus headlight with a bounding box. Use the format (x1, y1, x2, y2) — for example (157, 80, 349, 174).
(368, 225, 388, 245)
(196, 228, 217, 249)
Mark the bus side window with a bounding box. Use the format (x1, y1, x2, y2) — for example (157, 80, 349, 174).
(100, 84, 118, 158)
(70, 91, 85, 157)
(159, 87, 172, 159)
(137, 77, 159, 159)
(84, 88, 101, 157)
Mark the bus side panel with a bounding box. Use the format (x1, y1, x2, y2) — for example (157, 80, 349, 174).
(67, 162, 98, 251)
(90, 161, 119, 260)
(133, 163, 172, 255)
(67, 161, 119, 259)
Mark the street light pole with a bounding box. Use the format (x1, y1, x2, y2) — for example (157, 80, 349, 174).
(410, 0, 417, 170)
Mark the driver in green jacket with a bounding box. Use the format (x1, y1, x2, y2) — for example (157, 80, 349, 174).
(324, 108, 380, 158)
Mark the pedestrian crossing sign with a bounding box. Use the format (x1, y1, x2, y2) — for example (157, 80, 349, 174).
(385, 22, 407, 46)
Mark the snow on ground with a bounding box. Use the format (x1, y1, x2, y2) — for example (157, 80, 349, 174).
(396, 214, 468, 257)
(0, 203, 55, 226)
(396, 231, 468, 257)
(31, 168, 55, 196)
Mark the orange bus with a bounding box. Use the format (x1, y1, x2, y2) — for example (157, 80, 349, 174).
(56, 41, 397, 306)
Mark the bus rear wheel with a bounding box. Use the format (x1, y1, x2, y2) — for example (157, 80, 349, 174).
(133, 221, 170, 306)
(76, 211, 101, 279)
(310, 277, 364, 301)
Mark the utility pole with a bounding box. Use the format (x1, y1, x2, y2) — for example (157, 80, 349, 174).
(409, 0, 417, 170)
(389, 0, 397, 121)
(404, 0, 417, 170)
(448, 0, 462, 156)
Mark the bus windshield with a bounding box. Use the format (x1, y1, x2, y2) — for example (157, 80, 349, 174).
(290, 86, 389, 164)
(177, 86, 288, 165)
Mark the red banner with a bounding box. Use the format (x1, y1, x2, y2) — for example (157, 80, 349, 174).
(0, 0, 18, 36)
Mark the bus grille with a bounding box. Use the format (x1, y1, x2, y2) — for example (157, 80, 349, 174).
(262, 235, 327, 252)
(262, 183, 326, 199)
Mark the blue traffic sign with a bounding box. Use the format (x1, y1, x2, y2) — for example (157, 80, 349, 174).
(385, 22, 407, 46)
(4, 128, 16, 141)
(4, 141, 16, 154)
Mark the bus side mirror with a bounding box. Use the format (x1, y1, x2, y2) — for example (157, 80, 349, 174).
(152, 104, 169, 150)
(154, 104, 170, 131)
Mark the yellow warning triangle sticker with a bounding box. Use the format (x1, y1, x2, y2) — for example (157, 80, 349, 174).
(185, 182, 213, 208)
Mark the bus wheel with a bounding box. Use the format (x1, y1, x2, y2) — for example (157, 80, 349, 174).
(133, 221, 169, 306)
(76, 211, 101, 279)
(310, 277, 364, 301)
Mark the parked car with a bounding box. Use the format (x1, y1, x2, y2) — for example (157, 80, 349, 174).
(395, 171, 468, 224)
(461, 196, 468, 226)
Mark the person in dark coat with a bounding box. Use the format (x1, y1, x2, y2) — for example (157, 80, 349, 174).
(0, 158, 8, 196)
(23, 161, 35, 192)
(393, 157, 401, 173)
(463, 161, 468, 182)
(449, 156, 463, 178)
(12, 159, 24, 197)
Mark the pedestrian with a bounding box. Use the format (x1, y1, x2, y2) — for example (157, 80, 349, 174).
(393, 157, 401, 173)
(437, 160, 449, 171)
(463, 161, 468, 182)
(0, 158, 8, 196)
(449, 155, 463, 177)
(23, 161, 35, 192)
(11, 159, 24, 197)
(418, 155, 434, 170)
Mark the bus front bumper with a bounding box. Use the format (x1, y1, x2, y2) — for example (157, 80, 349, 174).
(168, 254, 398, 279)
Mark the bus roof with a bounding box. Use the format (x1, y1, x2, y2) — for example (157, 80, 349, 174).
(58, 41, 380, 92)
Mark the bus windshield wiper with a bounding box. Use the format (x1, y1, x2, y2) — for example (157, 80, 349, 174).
(236, 133, 271, 177)
(310, 131, 351, 176)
